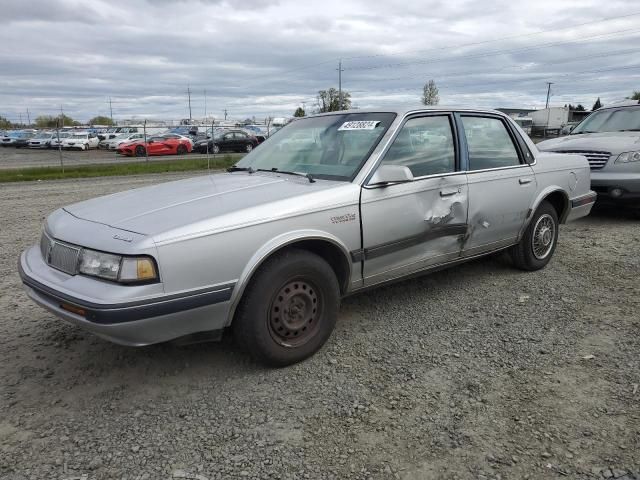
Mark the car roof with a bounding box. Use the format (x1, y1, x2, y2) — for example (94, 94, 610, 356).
(306, 105, 509, 118)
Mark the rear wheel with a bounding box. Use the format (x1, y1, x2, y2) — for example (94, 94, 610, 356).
(212, 144, 220, 154)
(233, 249, 340, 367)
(135, 145, 146, 157)
(245, 143, 253, 153)
(510, 201, 559, 271)
(176, 144, 187, 155)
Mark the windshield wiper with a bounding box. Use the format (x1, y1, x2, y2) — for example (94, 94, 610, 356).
(257, 168, 315, 183)
(226, 165, 255, 173)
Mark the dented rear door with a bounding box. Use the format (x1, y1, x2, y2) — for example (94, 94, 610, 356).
(360, 113, 469, 287)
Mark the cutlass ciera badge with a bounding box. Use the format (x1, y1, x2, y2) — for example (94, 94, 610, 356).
(330, 213, 356, 224)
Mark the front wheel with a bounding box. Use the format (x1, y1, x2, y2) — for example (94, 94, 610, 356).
(245, 143, 253, 153)
(233, 249, 340, 367)
(509, 201, 559, 271)
(135, 145, 146, 157)
(176, 144, 187, 155)
(212, 144, 220, 154)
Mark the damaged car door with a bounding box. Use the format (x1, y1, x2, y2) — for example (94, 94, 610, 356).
(360, 114, 468, 286)
(459, 114, 537, 256)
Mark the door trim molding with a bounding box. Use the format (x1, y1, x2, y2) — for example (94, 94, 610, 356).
(351, 223, 467, 262)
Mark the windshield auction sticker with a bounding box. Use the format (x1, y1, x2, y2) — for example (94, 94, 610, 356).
(338, 121, 381, 131)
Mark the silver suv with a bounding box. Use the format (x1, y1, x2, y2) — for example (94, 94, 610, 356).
(537, 101, 640, 211)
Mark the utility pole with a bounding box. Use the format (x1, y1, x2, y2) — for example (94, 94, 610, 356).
(337, 59, 344, 110)
(204, 89, 207, 118)
(19, 113, 23, 125)
(223, 109, 228, 121)
(26, 109, 31, 126)
(108, 97, 113, 124)
(187, 86, 192, 122)
(545, 82, 553, 109)
(60, 105, 65, 127)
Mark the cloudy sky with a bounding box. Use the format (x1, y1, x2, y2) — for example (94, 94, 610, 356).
(1, 0, 639, 123)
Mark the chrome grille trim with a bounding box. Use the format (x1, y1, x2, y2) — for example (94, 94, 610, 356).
(552, 150, 611, 170)
(40, 232, 81, 275)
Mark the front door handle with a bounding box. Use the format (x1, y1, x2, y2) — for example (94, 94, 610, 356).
(519, 178, 533, 185)
(439, 188, 459, 197)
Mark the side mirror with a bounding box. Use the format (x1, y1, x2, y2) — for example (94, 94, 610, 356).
(368, 164, 414, 186)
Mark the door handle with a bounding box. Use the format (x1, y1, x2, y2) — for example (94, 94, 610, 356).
(439, 189, 458, 197)
(519, 178, 533, 185)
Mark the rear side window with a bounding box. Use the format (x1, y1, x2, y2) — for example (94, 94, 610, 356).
(381, 115, 456, 177)
(462, 116, 521, 171)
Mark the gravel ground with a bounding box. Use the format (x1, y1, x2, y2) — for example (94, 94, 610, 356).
(1, 173, 639, 480)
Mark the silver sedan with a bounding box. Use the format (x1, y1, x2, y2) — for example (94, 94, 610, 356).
(19, 107, 596, 366)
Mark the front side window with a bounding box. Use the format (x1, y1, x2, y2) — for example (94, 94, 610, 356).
(462, 116, 521, 171)
(234, 112, 396, 181)
(380, 115, 455, 177)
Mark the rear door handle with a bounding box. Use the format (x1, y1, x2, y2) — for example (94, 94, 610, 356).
(519, 178, 533, 185)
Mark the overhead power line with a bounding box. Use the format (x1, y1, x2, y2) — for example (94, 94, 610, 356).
(341, 11, 640, 62)
(344, 27, 640, 71)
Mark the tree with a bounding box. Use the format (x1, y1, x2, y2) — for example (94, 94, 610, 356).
(575, 104, 586, 111)
(293, 107, 306, 117)
(316, 88, 352, 112)
(630, 91, 640, 101)
(421, 79, 440, 106)
(35, 114, 80, 128)
(592, 98, 603, 110)
(0, 116, 14, 129)
(88, 115, 114, 126)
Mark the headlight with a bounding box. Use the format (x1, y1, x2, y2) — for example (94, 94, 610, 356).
(615, 151, 640, 163)
(78, 248, 158, 283)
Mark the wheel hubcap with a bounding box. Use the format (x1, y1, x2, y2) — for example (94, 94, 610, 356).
(269, 280, 319, 347)
(532, 214, 555, 260)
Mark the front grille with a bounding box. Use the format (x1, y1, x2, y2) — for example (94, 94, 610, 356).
(554, 150, 611, 170)
(40, 233, 80, 275)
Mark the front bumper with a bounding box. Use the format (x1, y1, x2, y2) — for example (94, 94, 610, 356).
(590, 171, 640, 206)
(19, 246, 235, 346)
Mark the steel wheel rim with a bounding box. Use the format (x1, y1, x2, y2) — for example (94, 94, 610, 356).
(246, 144, 253, 152)
(268, 279, 321, 347)
(532, 213, 555, 260)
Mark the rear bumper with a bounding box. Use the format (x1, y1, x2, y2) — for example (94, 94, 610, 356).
(566, 191, 597, 222)
(19, 247, 235, 346)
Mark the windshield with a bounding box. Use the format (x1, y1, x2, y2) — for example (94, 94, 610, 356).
(70, 133, 87, 139)
(234, 113, 396, 180)
(572, 106, 640, 134)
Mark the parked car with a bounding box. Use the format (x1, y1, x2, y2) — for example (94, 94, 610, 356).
(18, 107, 595, 366)
(62, 132, 100, 150)
(12, 131, 37, 148)
(28, 131, 57, 149)
(193, 129, 258, 154)
(537, 101, 640, 212)
(98, 133, 145, 150)
(117, 134, 192, 156)
(50, 132, 71, 149)
(1, 131, 35, 147)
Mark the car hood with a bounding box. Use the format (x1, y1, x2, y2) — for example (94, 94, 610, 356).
(63, 172, 348, 238)
(537, 131, 640, 154)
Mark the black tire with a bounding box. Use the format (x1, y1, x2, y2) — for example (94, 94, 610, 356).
(233, 249, 340, 367)
(135, 145, 146, 157)
(212, 144, 220, 154)
(245, 143, 253, 153)
(510, 200, 559, 271)
(176, 144, 187, 155)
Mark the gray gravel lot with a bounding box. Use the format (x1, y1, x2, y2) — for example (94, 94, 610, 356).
(1, 172, 639, 480)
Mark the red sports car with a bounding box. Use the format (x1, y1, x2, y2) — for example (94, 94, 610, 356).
(117, 134, 192, 157)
